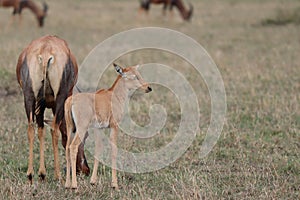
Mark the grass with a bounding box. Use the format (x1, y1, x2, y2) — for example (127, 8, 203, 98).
(0, 0, 299, 199)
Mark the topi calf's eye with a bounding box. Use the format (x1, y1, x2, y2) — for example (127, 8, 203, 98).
(128, 75, 139, 80)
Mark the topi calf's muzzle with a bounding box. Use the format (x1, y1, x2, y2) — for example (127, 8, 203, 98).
(145, 86, 152, 93)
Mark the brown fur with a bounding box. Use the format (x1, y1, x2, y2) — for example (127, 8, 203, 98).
(0, 0, 48, 27)
(140, 0, 193, 21)
(16, 35, 81, 184)
(64, 64, 152, 189)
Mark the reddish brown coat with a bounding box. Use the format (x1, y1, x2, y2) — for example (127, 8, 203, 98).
(140, 0, 193, 21)
(16, 35, 89, 184)
(0, 0, 48, 27)
(64, 64, 152, 189)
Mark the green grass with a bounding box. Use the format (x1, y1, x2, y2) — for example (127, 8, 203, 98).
(0, 0, 300, 199)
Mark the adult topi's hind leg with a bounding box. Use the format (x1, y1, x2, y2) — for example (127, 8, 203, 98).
(27, 118, 35, 184)
(24, 94, 35, 184)
(37, 127, 46, 180)
(51, 117, 61, 181)
(52, 93, 68, 181)
(36, 105, 46, 181)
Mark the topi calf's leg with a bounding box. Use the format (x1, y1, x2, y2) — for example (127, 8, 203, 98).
(69, 134, 82, 189)
(110, 126, 119, 189)
(65, 133, 71, 188)
(90, 131, 103, 185)
(60, 120, 90, 176)
(90, 157, 99, 186)
(76, 132, 90, 176)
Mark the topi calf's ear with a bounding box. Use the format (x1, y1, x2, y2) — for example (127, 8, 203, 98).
(113, 63, 126, 77)
(135, 64, 140, 69)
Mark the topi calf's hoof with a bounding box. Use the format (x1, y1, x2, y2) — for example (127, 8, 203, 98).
(65, 182, 71, 189)
(111, 182, 119, 190)
(72, 186, 78, 190)
(90, 176, 98, 186)
(90, 181, 97, 186)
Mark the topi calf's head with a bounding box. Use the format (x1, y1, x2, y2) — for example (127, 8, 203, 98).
(113, 63, 152, 93)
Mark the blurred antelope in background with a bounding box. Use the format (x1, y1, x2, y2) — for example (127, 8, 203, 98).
(0, 0, 48, 27)
(65, 63, 152, 189)
(16, 35, 89, 184)
(139, 0, 193, 21)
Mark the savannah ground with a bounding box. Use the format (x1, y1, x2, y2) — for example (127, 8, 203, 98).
(0, 0, 299, 199)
